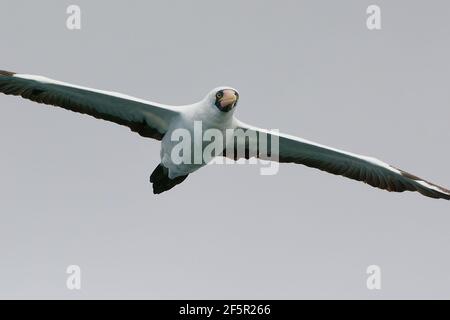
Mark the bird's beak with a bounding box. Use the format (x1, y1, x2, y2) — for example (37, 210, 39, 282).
(219, 90, 237, 109)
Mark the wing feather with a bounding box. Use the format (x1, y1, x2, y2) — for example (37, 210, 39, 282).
(0, 70, 179, 140)
(226, 121, 450, 200)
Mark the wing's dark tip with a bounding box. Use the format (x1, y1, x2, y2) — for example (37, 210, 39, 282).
(396, 167, 450, 200)
(0, 70, 15, 77)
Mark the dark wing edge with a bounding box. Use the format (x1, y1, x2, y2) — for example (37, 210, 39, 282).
(0, 70, 179, 140)
(224, 122, 450, 200)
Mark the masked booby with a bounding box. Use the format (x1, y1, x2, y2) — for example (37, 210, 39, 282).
(0, 69, 449, 199)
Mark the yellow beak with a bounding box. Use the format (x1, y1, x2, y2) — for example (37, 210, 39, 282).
(219, 90, 237, 108)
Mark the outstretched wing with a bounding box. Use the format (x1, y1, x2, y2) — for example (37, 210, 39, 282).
(0, 70, 179, 140)
(225, 120, 450, 200)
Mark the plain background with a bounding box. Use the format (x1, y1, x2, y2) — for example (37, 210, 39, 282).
(0, 0, 449, 299)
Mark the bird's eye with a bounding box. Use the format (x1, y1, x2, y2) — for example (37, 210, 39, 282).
(216, 92, 223, 99)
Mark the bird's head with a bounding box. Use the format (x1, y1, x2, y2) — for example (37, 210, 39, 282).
(206, 87, 239, 113)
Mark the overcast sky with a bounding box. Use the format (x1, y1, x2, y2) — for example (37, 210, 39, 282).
(0, 0, 449, 299)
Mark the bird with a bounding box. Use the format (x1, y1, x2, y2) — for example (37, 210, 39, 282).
(0, 69, 449, 199)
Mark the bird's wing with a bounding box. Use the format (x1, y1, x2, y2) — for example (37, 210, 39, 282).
(0, 70, 179, 140)
(224, 120, 450, 200)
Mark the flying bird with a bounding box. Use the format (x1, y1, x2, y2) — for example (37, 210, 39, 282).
(0, 69, 449, 199)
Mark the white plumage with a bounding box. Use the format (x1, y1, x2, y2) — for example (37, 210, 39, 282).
(0, 70, 449, 199)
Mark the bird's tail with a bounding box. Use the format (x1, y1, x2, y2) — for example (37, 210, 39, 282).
(149, 164, 188, 194)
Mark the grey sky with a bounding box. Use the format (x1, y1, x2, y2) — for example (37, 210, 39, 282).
(0, 0, 449, 299)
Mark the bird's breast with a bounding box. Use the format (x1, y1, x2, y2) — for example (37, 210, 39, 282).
(160, 113, 233, 178)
